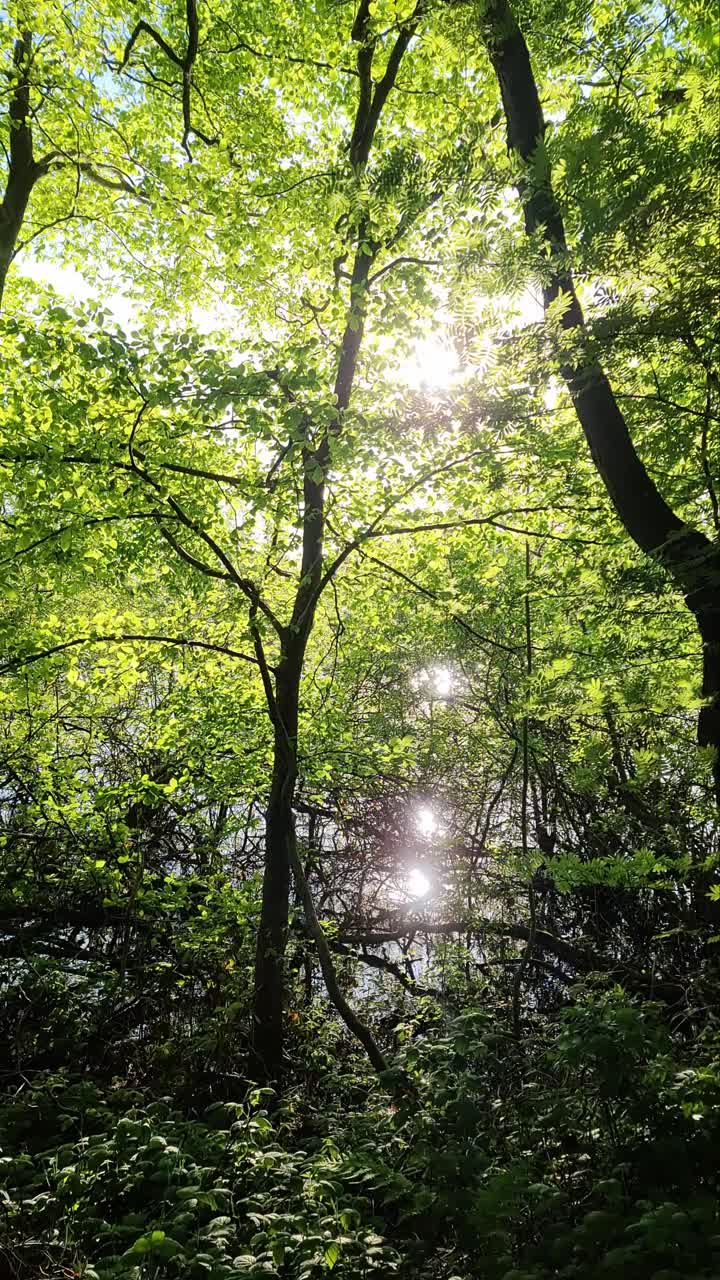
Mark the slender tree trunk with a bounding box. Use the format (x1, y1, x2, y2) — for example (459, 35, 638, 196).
(250, 661, 299, 1085)
(0, 33, 38, 310)
(247, 0, 421, 1086)
(479, 0, 720, 808)
(250, 629, 394, 1083)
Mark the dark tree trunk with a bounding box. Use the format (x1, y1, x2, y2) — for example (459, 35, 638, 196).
(247, 1, 420, 1086)
(249, 661, 299, 1085)
(480, 0, 720, 808)
(0, 33, 38, 310)
(698, 600, 720, 806)
(249, 445, 325, 1085)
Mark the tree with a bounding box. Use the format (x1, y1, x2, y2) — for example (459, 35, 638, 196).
(478, 0, 720, 805)
(0, 0, 718, 1099)
(0, 9, 157, 309)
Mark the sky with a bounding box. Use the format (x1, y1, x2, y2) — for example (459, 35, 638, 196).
(16, 254, 546, 392)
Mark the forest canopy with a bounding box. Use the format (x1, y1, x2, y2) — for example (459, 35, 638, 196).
(1, 1, 719, 1278)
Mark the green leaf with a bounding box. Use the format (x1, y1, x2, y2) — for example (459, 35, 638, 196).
(324, 1241, 340, 1269)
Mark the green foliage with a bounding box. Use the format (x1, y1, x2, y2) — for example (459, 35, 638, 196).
(1, 1, 719, 1278)
(3, 994, 720, 1279)
(0, 1077, 400, 1279)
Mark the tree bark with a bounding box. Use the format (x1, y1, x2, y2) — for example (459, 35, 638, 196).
(479, 0, 720, 807)
(249, 661, 299, 1084)
(0, 33, 38, 309)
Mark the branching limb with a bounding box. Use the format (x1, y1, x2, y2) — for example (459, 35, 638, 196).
(367, 254, 441, 286)
(0, 447, 250, 491)
(119, 0, 217, 156)
(349, 0, 424, 170)
(0, 634, 265, 675)
(300, 446, 495, 625)
(0, 511, 163, 565)
(154, 518, 233, 581)
(120, 20, 183, 70)
(288, 828, 390, 1075)
(125, 408, 283, 637)
(76, 160, 147, 199)
(217, 29, 358, 78)
(336, 919, 685, 1004)
(338, 942, 440, 998)
(358, 547, 522, 656)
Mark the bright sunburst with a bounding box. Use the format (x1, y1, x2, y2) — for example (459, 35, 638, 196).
(397, 334, 461, 391)
(415, 805, 437, 837)
(407, 867, 432, 898)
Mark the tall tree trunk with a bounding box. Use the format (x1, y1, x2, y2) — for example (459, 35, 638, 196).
(249, 464, 323, 1086)
(0, 33, 38, 310)
(250, 661, 299, 1085)
(479, 0, 720, 808)
(247, 0, 421, 1086)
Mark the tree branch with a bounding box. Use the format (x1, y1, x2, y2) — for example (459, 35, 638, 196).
(0, 634, 266, 675)
(119, 0, 217, 157)
(336, 918, 685, 1004)
(155, 518, 232, 580)
(289, 829, 390, 1074)
(358, 547, 522, 656)
(367, 254, 441, 286)
(126, 419, 284, 638)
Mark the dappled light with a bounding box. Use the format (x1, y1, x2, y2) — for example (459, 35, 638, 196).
(411, 666, 455, 699)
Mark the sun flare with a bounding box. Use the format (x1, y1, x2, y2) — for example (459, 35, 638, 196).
(407, 868, 432, 899)
(416, 806, 438, 837)
(397, 334, 461, 391)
